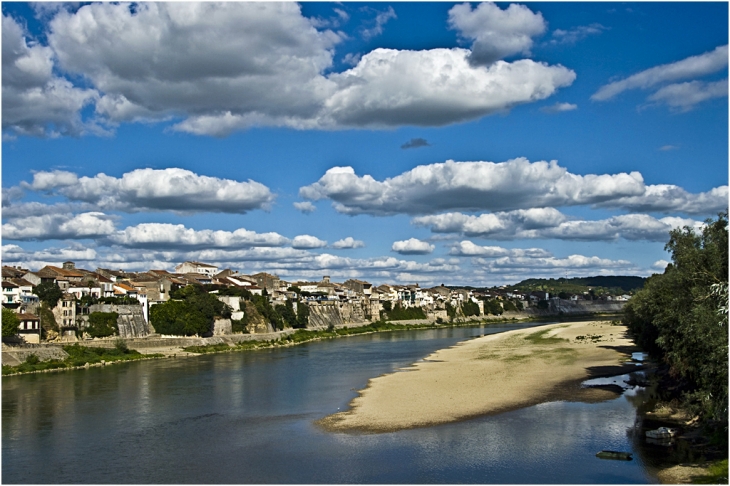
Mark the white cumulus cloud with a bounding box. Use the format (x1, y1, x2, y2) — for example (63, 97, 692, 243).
(108, 223, 290, 249)
(392, 238, 435, 255)
(414, 209, 704, 242)
(293, 201, 317, 213)
(2, 14, 100, 137)
(597, 184, 728, 215)
(21, 168, 274, 213)
(4, 3, 576, 138)
(292, 235, 328, 249)
(2, 212, 116, 240)
(448, 2, 546, 66)
(450, 241, 552, 258)
(331, 237, 365, 249)
(301, 158, 645, 215)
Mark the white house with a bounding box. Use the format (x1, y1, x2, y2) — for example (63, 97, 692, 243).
(175, 261, 219, 276)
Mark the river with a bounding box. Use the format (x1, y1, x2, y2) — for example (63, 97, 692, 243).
(2, 322, 661, 483)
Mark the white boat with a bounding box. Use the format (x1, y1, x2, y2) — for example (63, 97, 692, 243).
(645, 427, 677, 439)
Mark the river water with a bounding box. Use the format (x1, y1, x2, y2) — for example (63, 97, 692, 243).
(2, 322, 660, 483)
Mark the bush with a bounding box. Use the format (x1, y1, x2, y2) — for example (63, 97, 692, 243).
(150, 300, 210, 336)
(86, 312, 119, 338)
(502, 300, 518, 312)
(484, 299, 504, 315)
(2, 308, 19, 337)
(114, 339, 129, 353)
(462, 300, 480, 317)
(382, 303, 426, 321)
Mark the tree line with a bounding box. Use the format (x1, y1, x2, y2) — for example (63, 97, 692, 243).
(623, 212, 728, 427)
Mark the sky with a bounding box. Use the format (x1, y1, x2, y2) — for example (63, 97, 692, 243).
(1, 1, 728, 287)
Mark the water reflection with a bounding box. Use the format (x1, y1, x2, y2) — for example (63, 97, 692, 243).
(3, 323, 657, 484)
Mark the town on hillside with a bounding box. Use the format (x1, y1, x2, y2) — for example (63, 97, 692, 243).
(1, 260, 632, 344)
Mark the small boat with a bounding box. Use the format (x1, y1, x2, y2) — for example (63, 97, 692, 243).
(596, 450, 633, 460)
(645, 427, 677, 439)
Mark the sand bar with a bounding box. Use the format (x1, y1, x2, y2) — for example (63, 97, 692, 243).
(319, 320, 640, 433)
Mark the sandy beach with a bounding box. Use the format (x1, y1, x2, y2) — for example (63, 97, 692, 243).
(319, 320, 640, 433)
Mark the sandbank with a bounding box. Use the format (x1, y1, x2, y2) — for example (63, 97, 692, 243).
(319, 320, 640, 433)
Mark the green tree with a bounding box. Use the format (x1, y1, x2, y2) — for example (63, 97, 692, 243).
(2, 308, 20, 337)
(484, 299, 504, 315)
(462, 300, 480, 317)
(296, 302, 309, 328)
(624, 212, 728, 424)
(251, 294, 283, 330)
(150, 300, 210, 336)
(86, 312, 119, 338)
(35, 282, 63, 308)
(275, 300, 298, 328)
(502, 300, 518, 312)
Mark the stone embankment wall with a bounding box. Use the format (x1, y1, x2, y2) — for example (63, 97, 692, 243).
(75, 331, 297, 350)
(87, 304, 150, 338)
(519, 299, 626, 317)
(305, 301, 371, 330)
(1, 344, 69, 366)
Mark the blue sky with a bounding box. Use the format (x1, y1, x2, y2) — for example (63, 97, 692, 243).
(2, 2, 728, 287)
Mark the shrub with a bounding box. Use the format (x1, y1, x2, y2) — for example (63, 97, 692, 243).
(2, 308, 19, 337)
(86, 312, 119, 338)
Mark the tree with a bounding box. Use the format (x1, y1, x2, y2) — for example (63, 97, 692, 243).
(35, 282, 63, 308)
(502, 300, 518, 312)
(150, 300, 210, 336)
(624, 212, 728, 423)
(275, 301, 298, 328)
(484, 299, 504, 315)
(86, 312, 119, 338)
(296, 302, 309, 328)
(2, 308, 20, 337)
(462, 300, 480, 317)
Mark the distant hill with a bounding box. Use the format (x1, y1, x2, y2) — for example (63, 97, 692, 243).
(511, 276, 646, 294)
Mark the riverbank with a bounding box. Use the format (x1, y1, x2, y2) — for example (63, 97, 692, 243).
(318, 320, 639, 432)
(2, 316, 622, 377)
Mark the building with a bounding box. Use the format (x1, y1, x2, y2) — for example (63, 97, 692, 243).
(175, 261, 219, 276)
(17, 313, 41, 344)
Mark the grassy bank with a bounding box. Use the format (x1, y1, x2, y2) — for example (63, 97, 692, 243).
(2, 341, 164, 376)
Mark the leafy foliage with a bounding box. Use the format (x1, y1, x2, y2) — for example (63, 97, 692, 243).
(512, 276, 644, 295)
(462, 299, 480, 317)
(275, 301, 298, 328)
(2, 308, 20, 337)
(483, 299, 503, 315)
(250, 294, 284, 330)
(624, 213, 728, 424)
(296, 302, 309, 328)
(152, 285, 232, 336)
(86, 312, 119, 338)
(445, 302, 457, 320)
(150, 300, 210, 336)
(34, 282, 63, 308)
(502, 300, 518, 312)
(382, 303, 426, 321)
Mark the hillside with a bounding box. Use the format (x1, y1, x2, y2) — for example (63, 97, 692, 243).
(511, 276, 646, 295)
